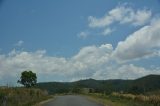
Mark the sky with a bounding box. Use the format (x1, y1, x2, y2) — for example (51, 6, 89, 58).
(0, 0, 160, 85)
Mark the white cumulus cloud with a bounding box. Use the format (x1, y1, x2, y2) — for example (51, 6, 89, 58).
(88, 4, 151, 28)
(0, 41, 160, 85)
(92, 64, 160, 80)
(113, 19, 160, 62)
(0, 44, 113, 85)
(102, 28, 114, 36)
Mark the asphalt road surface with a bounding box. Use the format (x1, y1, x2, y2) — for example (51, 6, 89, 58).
(42, 95, 104, 106)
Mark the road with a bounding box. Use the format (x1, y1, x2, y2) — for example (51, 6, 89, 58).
(42, 95, 104, 106)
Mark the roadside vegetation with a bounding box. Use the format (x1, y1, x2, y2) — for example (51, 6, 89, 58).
(0, 70, 50, 106)
(0, 87, 50, 106)
(87, 92, 160, 106)
(1, 71, 160, 106)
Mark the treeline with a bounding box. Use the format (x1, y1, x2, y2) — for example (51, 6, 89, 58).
(37, 74, 160, 94)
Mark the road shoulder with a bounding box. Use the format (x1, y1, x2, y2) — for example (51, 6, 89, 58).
(34, 96, 55, 106)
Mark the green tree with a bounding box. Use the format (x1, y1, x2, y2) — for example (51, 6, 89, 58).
(18, 70, 37, 88)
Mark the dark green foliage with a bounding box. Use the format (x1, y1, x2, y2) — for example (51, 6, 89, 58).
(129, 85, 144, 94)
(37, 74, 160, 95)
(129, 75, 160, 94)
(18, 70, 37, 88)
(0, 92, 6, 103)
(37, 82, 72, 94)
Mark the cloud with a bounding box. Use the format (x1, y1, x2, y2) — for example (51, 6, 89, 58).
(121, 9, 152, 26)
(78, 4, 152, 38)
(15, 40, 24, 47)
(1, 41, 160, 85)
(0, 49, 67, 85)
(0, 44, 113, 85)
(77, 31, 89, 39)
(114, 64, 160, 79)
(1, 5, 159, 85)
(72, 44, 113, 67)
(112, 19, 160, 62)
(88, 4, 152, 28)
(102, 28, 114, 36)
(92, 64, 160, 80)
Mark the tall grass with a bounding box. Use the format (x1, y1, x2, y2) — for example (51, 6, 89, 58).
(0, 87, 50, 106)
(112, 92, 160, 106)
(86, 92, 160, 106)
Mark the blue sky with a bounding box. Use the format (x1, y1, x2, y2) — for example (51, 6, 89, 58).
(0, 0, 160, 85)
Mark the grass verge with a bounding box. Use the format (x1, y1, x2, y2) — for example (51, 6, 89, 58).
(0, 87, 51, 106)
(85, 93, 156, 106)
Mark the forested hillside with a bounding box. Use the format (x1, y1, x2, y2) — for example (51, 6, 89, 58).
(37, 74, 160, 94)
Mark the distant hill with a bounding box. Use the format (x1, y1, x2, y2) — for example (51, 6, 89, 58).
(37, 74, 160, 94)
(129, 74, 160, 93)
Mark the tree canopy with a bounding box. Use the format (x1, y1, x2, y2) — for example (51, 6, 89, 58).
(18, 70, 37, 88)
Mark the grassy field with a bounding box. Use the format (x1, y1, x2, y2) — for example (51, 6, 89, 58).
(0, 87, 51, 106)
(86, 93, 160, 106)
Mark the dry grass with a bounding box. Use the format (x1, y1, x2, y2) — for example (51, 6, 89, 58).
(0, 87, 50, 106)
(112, 92, 160, 106)
(112, 92, 136, 100)
(85, 92, 160, 106)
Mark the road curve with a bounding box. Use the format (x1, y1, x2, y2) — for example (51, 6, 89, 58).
(42, 95, 104, 106)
